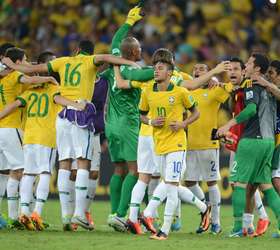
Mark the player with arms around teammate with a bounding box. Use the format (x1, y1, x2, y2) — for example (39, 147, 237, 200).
(2, 40, 138, 230)
(139, 51, 200, 240)
(0, 48, 58, 229)
(218, 54, 280, 237)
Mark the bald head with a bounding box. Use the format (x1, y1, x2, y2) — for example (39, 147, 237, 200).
(120, 37, 141, 61)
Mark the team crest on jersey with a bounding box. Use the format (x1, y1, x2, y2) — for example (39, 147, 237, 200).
(169, 96, 175, 104)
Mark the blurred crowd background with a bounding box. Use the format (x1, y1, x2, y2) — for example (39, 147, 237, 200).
(1, 0, 280, 74)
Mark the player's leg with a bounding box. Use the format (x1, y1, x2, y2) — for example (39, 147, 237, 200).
(150, 151, 183, 240)
(272, 144, 280, 195)
(0, 152, 9, 229)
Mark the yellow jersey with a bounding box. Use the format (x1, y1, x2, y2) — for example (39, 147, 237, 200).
(0, 71, 23, 128)
(47, 53, 98, 102)
(139, 83, 195, 155)
(17, 83, 59, 148)
(187, 87, 229, 150)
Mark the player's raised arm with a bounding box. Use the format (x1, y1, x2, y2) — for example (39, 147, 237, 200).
(94, 54, 140, 68)
(0, 100, 22, 120)
(181, 61, 231, 90)
(111, 6, 143, 56)
(19, 75, 58, 85)
(2, 57, 48, 74)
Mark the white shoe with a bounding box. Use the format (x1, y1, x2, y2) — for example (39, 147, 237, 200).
(71, 215, 94, 231)
(108, 214, 127, 232)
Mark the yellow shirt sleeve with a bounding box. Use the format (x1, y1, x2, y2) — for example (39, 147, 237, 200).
(182, 88, 195, 109)
(139, 88, 149, 112)
(130, 80, 144, 89)
(47, 57, 66, 73)
(16, 90, 29, 107)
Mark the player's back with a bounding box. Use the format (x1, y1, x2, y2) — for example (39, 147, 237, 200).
(47, 54, 97, 102)
(18, 83, 59, 148)
(0, 70, 23, 128)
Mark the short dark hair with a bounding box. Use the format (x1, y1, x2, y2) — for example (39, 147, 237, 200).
(78, 40, 94, 55)
(0, 43, 15, 57)
(152, 48, 174, 71)
(37, 51, 55, 64)
(270, 60, 280, 75)
(5, 47, 25, 63)
(230, 57, 245, 69)
(251, 53, 269, 74)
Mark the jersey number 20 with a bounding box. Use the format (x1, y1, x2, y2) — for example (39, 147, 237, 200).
(27, 93, 49, 118)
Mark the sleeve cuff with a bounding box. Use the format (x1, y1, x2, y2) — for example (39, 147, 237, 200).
(16, 97, 26, 107)
(47, 62, 53, 74)
(17, 74, 24, 83)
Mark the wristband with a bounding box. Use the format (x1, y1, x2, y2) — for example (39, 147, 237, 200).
(148, 119, 152, 126)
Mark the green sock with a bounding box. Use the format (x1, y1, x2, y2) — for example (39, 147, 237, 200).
(109, 174, 123, 214)
(232, 186, 246, 231)
(263, 188, 280, 229)
(117, 174, 138, 217)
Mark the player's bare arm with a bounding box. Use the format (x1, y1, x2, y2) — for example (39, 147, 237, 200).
(181, 61, 231, 90)
(53, 95, 86, 111)
(20, 75, 58, 85)
(140, 113, 165, 127)
(94, 54, 140, 68)
(0, 100, 22, 120)
(113, 66, 130, 89)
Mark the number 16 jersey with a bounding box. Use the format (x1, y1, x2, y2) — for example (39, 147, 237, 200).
(17, 84, 59, 148)
(47, 53, 98, 102)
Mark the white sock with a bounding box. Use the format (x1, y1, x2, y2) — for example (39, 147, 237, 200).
(34, 174, 50, 216)
(74, 169, 89, 218)
(69, 180, 75, 216)
(161, 184, 178, 235)
(254, 189, 268, 219)
(174, 199, 181, 218)
(208, 184, 221, 225)
(85, 179, 98, 212)
(148, 178, 160, 218)
(178, 185, 206, 213)
(7, 177, 20, 220)
(188, 183, 205, 201)
(144, 181, 167, 217)
(20, 175, 35, 216)
(57, 169, 71, 220)
(129, 180, 147, 222)
(0, 174, 8, 214)
(243, 213, 254, 230)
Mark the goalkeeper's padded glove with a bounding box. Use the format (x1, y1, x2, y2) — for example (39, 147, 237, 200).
(224, 131, 238, 152)
(125, 6, 143, 26)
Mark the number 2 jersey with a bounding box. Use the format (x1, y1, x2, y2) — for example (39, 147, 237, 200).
(17, 83, 59, 148)
(47, 53, 98, 102)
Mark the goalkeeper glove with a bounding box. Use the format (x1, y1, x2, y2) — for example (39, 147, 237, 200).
(125, 6, 143, 26)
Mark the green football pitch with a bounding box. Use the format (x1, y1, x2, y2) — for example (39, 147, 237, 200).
(0, 201, 279, 250)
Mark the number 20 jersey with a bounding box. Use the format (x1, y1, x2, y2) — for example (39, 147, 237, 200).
(47, 53, 98, 102)
(17, 84, 59, 148)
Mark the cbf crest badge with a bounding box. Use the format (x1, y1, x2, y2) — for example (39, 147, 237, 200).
(168, 96, 175, 104)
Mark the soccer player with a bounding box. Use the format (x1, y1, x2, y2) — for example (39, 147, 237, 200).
(0, 47, 58, 229)
(250, 60, 280, 196)
(2, 40, 139, 230)
(183, 63, 231, 234)
(103, 6, 156, 231)
(217, 54, 280, 237)
(227, 57, 270, 236)
(138, 48, 200, 240)
(0, 42, 15, 229)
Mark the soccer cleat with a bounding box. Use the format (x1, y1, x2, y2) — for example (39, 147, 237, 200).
(62, 216, 74, 231)
(19, 214, 36, 231)
(139, 214, 157, 234)
(43, 221, 50, 229)
(149, 230, 168, 240)
(171, 216, 182, 232)
(196, 204, 211, 234)
(256, 218, 270, 236)
(107, 214, 127, 232)
(210, 223, 222, 235)
(7, 218, 24, 230)
(126, 219, 143, 235)
(243, 227, 256, 237)
(30, 212, 45, 231)
(0, 214, 7, 229)
(272, 230, 280, 238)
(71, 215, 94, 231)
(228, 229, 243, 237)
(85, 212, 95, 229)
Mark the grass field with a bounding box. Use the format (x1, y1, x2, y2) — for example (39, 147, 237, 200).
(0, 201, 279, 250)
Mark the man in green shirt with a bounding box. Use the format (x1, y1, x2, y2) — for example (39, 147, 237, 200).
(103, 6, 154, 231)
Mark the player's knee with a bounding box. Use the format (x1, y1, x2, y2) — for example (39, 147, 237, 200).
(272, 178, 280, 195)
(259, 183, 273, 192)
(234, 182, 247, 188)
(70, 169, 77, 181)
(10, 169, 23, 180)
(89, 170, 99, 180)
(207, 180, 217, 186)
(139, 173, 151, 184)
(59, 159, 72, 170)
(77, 158, 90, 170)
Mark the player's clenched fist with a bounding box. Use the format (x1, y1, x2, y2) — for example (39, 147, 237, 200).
(125, 6, 143, 26)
